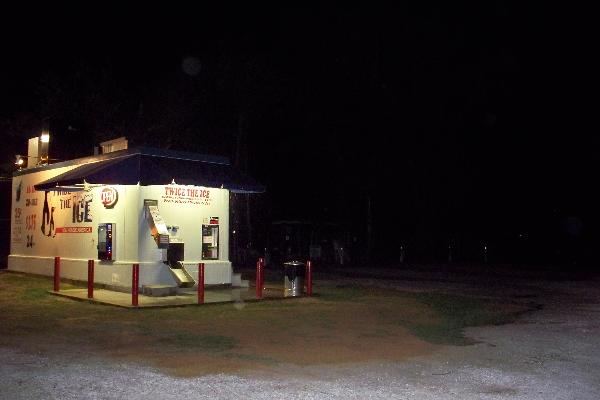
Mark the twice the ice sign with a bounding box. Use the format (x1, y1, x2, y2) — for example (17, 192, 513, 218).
(163, 187, 210, 199)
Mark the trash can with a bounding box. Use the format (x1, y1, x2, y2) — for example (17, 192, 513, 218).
(283, 261, 305, 297)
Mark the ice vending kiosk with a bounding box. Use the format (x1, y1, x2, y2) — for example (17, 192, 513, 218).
(202, 217, 219, 260)
(97, 223, 115, 261)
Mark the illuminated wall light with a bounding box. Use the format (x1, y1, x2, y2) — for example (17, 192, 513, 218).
(40, 132, 50, 143)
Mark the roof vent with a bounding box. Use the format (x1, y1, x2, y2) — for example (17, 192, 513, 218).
(99, 137, 128, 154)
(25, 132, 49, 168)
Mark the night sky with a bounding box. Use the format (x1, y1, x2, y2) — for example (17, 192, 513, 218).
(1, 4, 595, 265)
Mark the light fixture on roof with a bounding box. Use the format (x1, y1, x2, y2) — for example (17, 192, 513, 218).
(83, 180, 99, 192)
(15, 155, 24, 168)
(38, 130, 50, 164)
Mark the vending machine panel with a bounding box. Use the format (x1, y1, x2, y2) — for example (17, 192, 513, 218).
(98, 223, 115, 261)
(202, 222, 219, 260)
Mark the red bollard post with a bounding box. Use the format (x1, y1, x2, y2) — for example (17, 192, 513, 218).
(305, 260, 313, 296)
(132, 263, 139, 307)
(197, 263, 205, 304)
(53, 256, 60, 292)
(87, 259, 94, 299)
(256, 260, 263, 299)
(259, 257, 265, 293)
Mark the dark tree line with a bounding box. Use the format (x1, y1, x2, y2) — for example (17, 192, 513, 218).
(2, 4, 592, 266)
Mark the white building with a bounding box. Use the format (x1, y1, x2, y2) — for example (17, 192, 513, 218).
(8, 145, 263, 289)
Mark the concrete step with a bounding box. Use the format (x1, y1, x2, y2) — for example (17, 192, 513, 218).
(142, 284, 178, 297)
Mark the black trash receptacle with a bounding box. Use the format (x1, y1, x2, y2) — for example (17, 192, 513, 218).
(283, 261, 305, 297)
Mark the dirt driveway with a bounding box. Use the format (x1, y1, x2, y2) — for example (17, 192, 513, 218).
(1, 268, 599, 399)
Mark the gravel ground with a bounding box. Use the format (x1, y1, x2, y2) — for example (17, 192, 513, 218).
(2, 278, 599, 399)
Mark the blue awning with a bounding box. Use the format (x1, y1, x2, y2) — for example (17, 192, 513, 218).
(33, 149, 265, 193)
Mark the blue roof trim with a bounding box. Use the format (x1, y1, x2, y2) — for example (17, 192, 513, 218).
(136, 147, 229, 165)
(14, 146, 230, 177)
(33, 152, 265, 193)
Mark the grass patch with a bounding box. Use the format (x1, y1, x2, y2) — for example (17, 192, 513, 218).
(20, 287, 49, 300)
(406, 292, 526, 345)
(0, 271, 532, 374)
(317, 284, 367, 301)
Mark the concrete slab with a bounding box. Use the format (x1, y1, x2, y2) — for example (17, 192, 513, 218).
(231, 273, 242, 286)
(49, 285, 306, 308)
(231, 273, 250, 288)
(142, 285, 177, 297)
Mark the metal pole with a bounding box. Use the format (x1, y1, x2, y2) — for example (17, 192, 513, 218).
(53, 256, 60, 292)
(305, 260, 313, 296)
(87, 259, 94, 299)
(198, 263, 205, 304)
(132, 263, 139, 307)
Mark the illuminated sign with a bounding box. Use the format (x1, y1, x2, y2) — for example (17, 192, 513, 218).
(101, 187, 118, 209)
(55, 226, 93, 234)
(161, 185, 211, 205)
